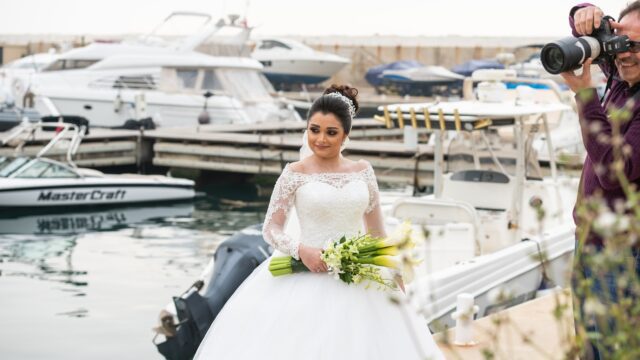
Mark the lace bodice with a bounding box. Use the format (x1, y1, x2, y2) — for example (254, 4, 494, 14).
(262, 162, 385, 259)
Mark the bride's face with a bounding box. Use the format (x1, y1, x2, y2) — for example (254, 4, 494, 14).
(307, 112, 347, 159)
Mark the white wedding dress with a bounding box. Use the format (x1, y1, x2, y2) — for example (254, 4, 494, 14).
(194, 162, 444, 360)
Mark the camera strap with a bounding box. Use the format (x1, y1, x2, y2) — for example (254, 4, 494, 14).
(600, 61, 615, 104)
(600, 75, 613, 103)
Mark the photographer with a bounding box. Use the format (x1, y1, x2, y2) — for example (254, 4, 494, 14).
(561, 2, 640, 359)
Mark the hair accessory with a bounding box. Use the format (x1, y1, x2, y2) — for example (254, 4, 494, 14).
(325, 92, 356, 119)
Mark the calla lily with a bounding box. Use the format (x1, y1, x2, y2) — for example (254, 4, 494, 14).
(372, 255, 402, 269)
(268, 227, 425, 291)
(359, 245, 399, 257)
(356, 255, 401, 269)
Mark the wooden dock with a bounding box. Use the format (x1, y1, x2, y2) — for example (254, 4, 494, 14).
(147, 120, 436, 185)
(0, 128, 140, 167)
(0, 118, 576, 186)
(435, 290, 576, 359)
(0, 120, 437, 186)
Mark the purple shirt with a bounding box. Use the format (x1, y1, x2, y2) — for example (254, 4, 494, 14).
(570, 4, 640, 245)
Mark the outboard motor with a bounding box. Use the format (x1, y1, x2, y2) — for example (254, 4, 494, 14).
(154, 224, 272, 360)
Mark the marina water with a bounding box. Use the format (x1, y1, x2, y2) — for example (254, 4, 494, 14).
(0, 183, 268, 359)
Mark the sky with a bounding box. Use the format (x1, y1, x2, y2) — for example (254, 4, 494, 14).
(0, 0, 631, 38)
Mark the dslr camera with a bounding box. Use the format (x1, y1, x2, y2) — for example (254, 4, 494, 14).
(542, 15, 635, 74)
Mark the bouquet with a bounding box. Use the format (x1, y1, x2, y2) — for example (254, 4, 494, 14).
(268, 222, 422, 290)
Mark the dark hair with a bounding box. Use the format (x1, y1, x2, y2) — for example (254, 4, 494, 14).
(307, 84, 359, 135)
(620, 1, 640, 21)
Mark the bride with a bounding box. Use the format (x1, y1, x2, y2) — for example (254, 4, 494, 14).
(194, 85, 444, 360)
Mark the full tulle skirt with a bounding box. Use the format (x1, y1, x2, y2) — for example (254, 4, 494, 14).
(194, 261, 444, 360)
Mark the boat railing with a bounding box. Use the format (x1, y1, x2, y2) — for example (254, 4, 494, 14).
(1, 120, 86, 168)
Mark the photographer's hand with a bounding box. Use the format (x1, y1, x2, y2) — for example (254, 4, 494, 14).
(560, 58, 594, 93)
(574, 6, 604, 35)
(609, 19, 626, 33)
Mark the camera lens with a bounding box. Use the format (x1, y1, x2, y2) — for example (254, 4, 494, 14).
(541, 45, 565, 74)
(541, 36, 600, 74)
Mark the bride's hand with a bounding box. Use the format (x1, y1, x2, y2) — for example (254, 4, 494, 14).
(298, 244, 328, 273)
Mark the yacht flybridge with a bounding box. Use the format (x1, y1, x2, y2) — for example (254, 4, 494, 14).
(378, 98, 578, 327)
(0, 122, 195, 208)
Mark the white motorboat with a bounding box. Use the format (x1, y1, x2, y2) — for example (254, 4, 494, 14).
(251, 38, 350, 88)
(10, 13, 300, 128)
(379, 99, 578, 328)
(0, 121, 195, 208)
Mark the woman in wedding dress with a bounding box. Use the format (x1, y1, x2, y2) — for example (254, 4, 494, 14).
(194, 85, 444, 360)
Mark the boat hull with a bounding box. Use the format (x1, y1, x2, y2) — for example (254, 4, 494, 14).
(0, 180, 195, 208)
(410, 226, 575, 330)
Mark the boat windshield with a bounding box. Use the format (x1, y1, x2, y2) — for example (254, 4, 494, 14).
(0, 157, 30, 177)
(216, 69, 274, 102)
(258, 40, 292, 50)
(202, 70, 225, 92)
(11, 159, 79, 179)
(445, 129, 542, 179)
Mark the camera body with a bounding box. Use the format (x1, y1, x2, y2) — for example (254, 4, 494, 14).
(541, 15, 631, 74)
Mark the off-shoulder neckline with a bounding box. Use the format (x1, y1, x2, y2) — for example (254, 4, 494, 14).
(284, 162, 371, 176)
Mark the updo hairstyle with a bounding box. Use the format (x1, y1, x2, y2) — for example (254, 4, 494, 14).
(307, 84, 359, 135)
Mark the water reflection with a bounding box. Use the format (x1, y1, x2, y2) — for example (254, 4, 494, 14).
(0, 202, 195, 235)
(0, 181, 272, 359)
(0, 184, 269, 291)
(1, 234, 85, 287)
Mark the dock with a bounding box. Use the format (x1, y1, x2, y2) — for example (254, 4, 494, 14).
(436, 290, 576, 359)
(0, 118, 577, 186)
(0, 128, 140, 168)
(0, 119, 438, 186)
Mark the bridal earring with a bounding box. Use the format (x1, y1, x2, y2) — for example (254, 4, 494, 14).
(341, 137, 349, 151)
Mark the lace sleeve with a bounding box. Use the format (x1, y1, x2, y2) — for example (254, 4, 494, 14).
(262, 165, 303, 259)
(363, 163, 386, 237)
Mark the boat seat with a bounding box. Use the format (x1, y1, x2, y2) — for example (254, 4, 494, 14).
(391, 198, 480, 270)
(441, 170, 515, 211)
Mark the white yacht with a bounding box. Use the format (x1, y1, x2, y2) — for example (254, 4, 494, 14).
(0, 122, 195, 208)
(251, 38, 350, 88)
(11, 13, 300, 128)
